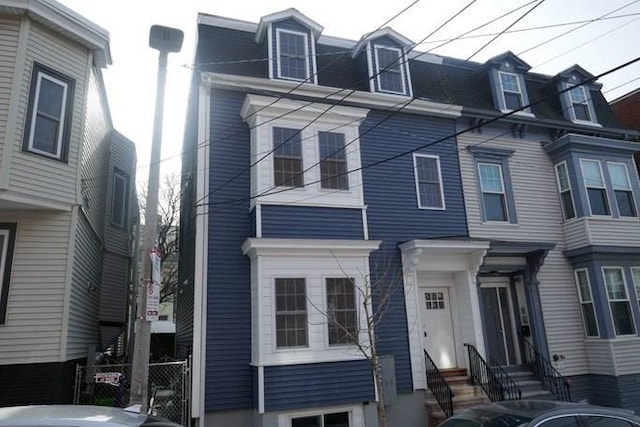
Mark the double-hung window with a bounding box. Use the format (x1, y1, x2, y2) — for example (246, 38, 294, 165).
(499, 72, 523, 110)
(111, 170, 129, 228)
(319, 132, 348, 190)
(607, 162, 637, 217)
(478, 162, 509, 222)
(0, 223, 17, 324)
(602, 267, 636, 336)
(326, 278, 357, 346)
(632, 268, 640, 311)
(374, 45, 405, 94)
(273, 127, 303, 187)
(555, 162, 575, 220)
(291, 411, 351, 427)
(413, 154, 445, 209)
(277, 29, 309, 81)
(275, 278, 308, 348)
(568, 85, 591, 122)
(23, 63, 74, 161)
(574, 269, 599, 337)
(581, 159, 610, 216)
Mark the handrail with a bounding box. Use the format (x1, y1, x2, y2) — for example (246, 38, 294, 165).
(424, 349, 454, 418)
(464, 343, 522, 402)
(520, 336, 571, 402)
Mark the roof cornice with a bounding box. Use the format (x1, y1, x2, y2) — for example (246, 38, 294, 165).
(0, 0, 111, 67)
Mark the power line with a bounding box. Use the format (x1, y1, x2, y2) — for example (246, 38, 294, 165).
(199, 56, 640, 211)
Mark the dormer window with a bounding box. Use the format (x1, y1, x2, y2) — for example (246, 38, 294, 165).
(374, 45, 405, 94)
(485, 52, 532, 115)
(276, 29, 309, 81)
(499, 71, 523, 110)
(568, 85, 591, 122)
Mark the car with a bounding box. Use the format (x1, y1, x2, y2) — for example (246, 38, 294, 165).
(0, 405, 183, 427)
(437, 400, 640, 427)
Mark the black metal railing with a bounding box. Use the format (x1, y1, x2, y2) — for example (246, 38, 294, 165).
(464, 343, 522, 402)
(520, 337, 571, 402)
(424, 349, 454, 418)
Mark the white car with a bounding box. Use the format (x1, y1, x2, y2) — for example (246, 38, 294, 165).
(0, 405, 183, 427)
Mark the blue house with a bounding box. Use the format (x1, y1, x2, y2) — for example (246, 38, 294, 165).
(178, 8, 640, 427)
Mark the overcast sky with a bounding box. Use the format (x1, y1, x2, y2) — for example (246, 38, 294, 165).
(56, 0, 640, 185)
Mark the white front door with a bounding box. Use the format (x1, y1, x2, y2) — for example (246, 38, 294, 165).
(420, 287, 456, 369)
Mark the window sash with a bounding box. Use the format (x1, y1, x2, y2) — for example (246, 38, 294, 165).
(277, 29, 309, 81)
(478, 162, 508, 221)
(555, 162, 575, 220)
(326, 278, 357, 346)
(602, 267, 636, 336)
(28, 72, 68, 159)
(608, 162, 636, 217)
(574, 269, 599, 337)
(291, 411, 351, 427)
(273, 127, 303, 187)
(414, 155, 444, 209)
(581, 159, 610, 216)
(319, 132, 348, 190)
(374, 46, 405, 94)
(275, 278, 308, 348)
(0, 224, 17, 325)
(499, 72, 523, 110)
(111, 172, 128, 227)
(568, 86, 591, 121)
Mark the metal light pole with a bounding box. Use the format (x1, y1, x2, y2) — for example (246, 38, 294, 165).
(129, 25, 183, 411)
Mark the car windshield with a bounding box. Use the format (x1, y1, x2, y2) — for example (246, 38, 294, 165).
(438, 410, 532, 427)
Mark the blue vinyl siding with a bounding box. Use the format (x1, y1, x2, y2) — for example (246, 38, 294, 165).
(261, 205, 364, 239)
(360, 111, 468, 393)
(264, 360, 374, 411)
(206, 89, 253, 411)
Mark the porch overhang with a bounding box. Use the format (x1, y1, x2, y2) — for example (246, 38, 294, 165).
(481, 240, 556, 274)
(399, 239, 491, 274)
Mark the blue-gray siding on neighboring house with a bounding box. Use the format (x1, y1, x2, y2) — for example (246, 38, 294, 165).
(263, 360, 375, 411)
(360, 111, 468, 394)
(206, 89, 253, 411)
(261, 205, 364, 239)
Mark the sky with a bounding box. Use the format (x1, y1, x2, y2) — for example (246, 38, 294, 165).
(56, 0, 640, 186)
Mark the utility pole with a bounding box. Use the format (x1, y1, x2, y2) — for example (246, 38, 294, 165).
(130, 25, 183, 411)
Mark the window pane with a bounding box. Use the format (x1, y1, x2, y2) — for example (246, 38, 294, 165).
(504, 92, 522, 110)
(500, 73, 519, 92)
(608, 163, 631, 190)
(376, 47, 403, 93)
(632, 268, 640, 296)
(576, 270, 592, 302)
(556, 163, 570, 192)
(583, 302, 599, 337)
(569, 86, 587, 103)
(587, 188, 609, 215)
(484, 193, 507, 222)
(611, 301, 635, 335)
(416, 156, 443, 208)
(112, 173, 127, 227)
(582, 160, 604, 187)
(604, 268, 627, 300)
(573, 103, 590, 121)
(324, 412, 350, 427)
(561, 191, 576, 219)
(292, 416, 321, 427)
(279, 32, 307, 80)
(38, 77, 65, 118)
(275, 278, 307, 347)
(615, 190, 637, 217)
(479, 163, 504, 193)
(326, 278, 357, 345)
(32, 115, 59, 154)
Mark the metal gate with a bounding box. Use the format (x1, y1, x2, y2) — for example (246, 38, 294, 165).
(74, 359, 190, 425)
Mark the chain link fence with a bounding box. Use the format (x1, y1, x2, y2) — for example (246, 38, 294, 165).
(74, 360, 190, 425)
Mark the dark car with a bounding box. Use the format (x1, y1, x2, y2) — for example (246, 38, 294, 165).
(437, 400, 640, 427)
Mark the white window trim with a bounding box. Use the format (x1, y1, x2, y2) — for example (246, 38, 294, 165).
(0, 228, 9, 291)
(567, 84, 593, 124)
(607, 161, 637, 217)
(580, 158, 611, 217)
(574, 268, 599, 337)
(373, 44, 407, 96)
(554, 161, 576, 221)
(413, 153, 445, 210)
(111, 171, 128, 228)
(27, 72, 69, 159)
(602, 266, 637, 337)
(478, 161, 509, 223)
(278, 405, 363, 427)
(275, 28, 310, 82)
(273, 276, 310, 351)
(498, 71, 523, 112)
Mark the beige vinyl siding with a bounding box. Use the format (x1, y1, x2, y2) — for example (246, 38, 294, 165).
(66, 211, 102, 360)
(584, 340, 615, 375)
(0, 211, 72, 365)
(458, 126, 588, 375)
(0, 17, 20, 165)
(612, 339, 640, 375)
(8, 19, 88, 206)
(562, 218, 591, 250)
(587, 218, 640, 247)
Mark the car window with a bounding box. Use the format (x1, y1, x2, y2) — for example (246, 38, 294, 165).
(583, 415, 640, 427)
(536, 415, 581, 427)
(438, 419, 483, 427)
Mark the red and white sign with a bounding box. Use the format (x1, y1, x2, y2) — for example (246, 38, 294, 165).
(94, 372, 122, 386)
(146, 244, 162, 321)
